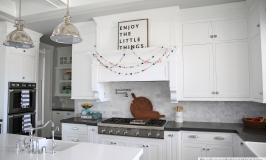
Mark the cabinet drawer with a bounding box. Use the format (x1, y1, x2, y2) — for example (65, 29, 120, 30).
(64, 112, 74, 118)
(53, 111, 64, 117)
(62, 124, 88, 134)
(182, 132, 233, 143)
(62, 133, 88, 142)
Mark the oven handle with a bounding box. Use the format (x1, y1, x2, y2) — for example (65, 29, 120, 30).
(8, 112, 36, 118)
(9, 89, 37, 92)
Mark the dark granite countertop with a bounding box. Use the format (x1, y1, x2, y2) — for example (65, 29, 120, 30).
(0, 119, 2, 122)
(60, 117, 103, 126)
(52, 108, 74, 111)
(165, 121, 266, 143)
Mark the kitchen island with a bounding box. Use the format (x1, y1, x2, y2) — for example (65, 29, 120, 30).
(0, 133, 143, 160)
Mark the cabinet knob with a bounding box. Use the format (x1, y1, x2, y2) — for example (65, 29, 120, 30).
(257, 24, 260, 28)
(216, 91, 219, 94)
(240, 142, 244, 146)
(260, 92, 263, 95)
(146, 145, 149, 147)
(210, 35, 214, 38)
(203, 148, 206, 150)
(23, 50, 25, 52)
(214, 35, 217, 38)
(207, 148, 210, 151)
(22, 77, 25, 79)
(142, 145, 145, 147)
(212, 91, 215, 94)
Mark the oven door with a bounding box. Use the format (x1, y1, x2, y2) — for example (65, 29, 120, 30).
(8, 112, 36, 135)
(8, 89, 36, 114)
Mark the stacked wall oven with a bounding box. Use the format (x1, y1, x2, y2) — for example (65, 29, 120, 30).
(8, 82, 36, 135)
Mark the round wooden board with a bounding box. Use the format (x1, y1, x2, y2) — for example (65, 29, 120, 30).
(130, 93, 153, 117)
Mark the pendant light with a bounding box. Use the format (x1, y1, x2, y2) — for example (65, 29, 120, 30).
(3, 0, 34, 49)
(50, 0, 82, 44)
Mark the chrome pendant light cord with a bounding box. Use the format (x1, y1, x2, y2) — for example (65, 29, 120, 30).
(19, 0, 21, 20)
(67, 0, 69, 15)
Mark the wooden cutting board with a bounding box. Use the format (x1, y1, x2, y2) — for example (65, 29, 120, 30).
(130, 93, 165, 119)
(134, 110, 165, 119)
(130, 93, 153, 117)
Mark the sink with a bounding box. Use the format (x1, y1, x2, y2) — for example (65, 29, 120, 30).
(244, 141, 266, 157)
(38, 139, 79, 152)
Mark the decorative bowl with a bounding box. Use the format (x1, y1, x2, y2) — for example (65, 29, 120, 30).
(242, 118, 266, 128)
(81, 105, 93, 109)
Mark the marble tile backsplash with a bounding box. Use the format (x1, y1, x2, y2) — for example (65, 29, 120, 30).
(75, 82, 266, 123)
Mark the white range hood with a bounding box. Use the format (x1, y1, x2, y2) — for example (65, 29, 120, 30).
(91, 47, 179, 103)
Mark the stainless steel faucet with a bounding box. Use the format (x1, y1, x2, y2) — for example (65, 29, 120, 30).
(26, 120, 57, 154)
(52, 126, 59, 154)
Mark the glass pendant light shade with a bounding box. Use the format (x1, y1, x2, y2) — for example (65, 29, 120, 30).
(50, 0, 82, 44)
(3, 20, 34, 49)
(3, 0, 34, 49)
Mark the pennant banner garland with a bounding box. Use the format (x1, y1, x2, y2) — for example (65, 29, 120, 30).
(92, 46, 178, 75)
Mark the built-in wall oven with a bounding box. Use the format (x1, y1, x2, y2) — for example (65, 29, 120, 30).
(8, 82, 36, 135)
(8, 82, 36, 114)
(8, 112, 36, 135)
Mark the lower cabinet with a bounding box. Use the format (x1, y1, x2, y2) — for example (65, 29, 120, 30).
(99, 136, 130, 146)
(88, 126, 98, 143)
(165, 131, 179, 160)
(131, 140, 164, 160)
(62, 123, 88, 142)
(62, 133, 88, 142)
(53, 111, 74, 136)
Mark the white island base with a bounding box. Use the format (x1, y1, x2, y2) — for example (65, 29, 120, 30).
(0, 134, 143, 160)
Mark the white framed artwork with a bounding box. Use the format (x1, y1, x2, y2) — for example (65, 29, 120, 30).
(118, 19, 148, 50)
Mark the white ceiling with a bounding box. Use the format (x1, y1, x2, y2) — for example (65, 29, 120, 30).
(1, 0, 246, 46)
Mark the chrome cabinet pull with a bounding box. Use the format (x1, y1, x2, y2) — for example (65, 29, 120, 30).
(214, 136, 225, 140)
(188, 135, 199, 139)
(168, 134, 174, 137)
(90, 129, 95, 131)
(72, 139, 79, 142)
(72, 127, 79, 130)
(9, 89, 14, 92)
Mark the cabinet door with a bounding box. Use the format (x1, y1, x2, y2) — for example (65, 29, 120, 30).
(215, 42, 249, 98)
(182, 142, 206, 160)
(183, 44, 215, 98)
(183, 21, 213, 44)
(72, 53, 94, 99)
(250, 7, 260, 40)
(99, 137, 130, 146)
(73, 33, 96, 52)
(62, 133, 88, 142)
(131, 141, 146, 160)
(214, 18, 248, 41)
(206, 144, 233, 157)
(88, 126, 98, 143)
(251, 36, 263, 99)
(22, 56, 35, 82)
(131, 140, 163, 160)
(165, 132, 178, 160)
(9, 54, 22, 81)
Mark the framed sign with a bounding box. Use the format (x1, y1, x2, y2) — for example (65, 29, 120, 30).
(118, 19, 148, 50)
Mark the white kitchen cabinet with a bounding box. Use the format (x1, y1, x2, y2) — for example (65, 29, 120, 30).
(251, 36, 263, 100)
(8, 53, 35, 82)
(62, 133, 88, 142)
(214, 18, 248, 41)
(57, 47, 72, 67)
(54, 111, 74, 136)
(72, 33, 96, 52)
(182, 142, 206, 160)
(183, 21, 213, 44)
(165, 132, 178, 160)
(131, 140, 164, 160)
(215, 42, 249, 98)
(183, 44, 214, 98)
(99, 136, 130, 147)
(88, 126, 98, 143)
(8, 45, 35, 56)
(71, 52, 95, 99)
(249, 6, 260, 40)
(206, 144, 233, 157)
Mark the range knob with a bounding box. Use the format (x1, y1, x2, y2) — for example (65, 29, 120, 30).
(109, 130, 113, 134)
(147, 132, 151, 137)
(156, 133, 160, 138)
(102, 129, 106, 134)
(123, 131, 127, 135)
(116, 130, 120, 135)
(135, 132, 139, 137)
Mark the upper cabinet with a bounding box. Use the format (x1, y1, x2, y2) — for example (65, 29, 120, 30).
(249, 6, 260, 40)
(179, 17, 250, 101)
(182, 21, 213, 44)
(71, 21, 97, 100)
(214, 18, 248, 41)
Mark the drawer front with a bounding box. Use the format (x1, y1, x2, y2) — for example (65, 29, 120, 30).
(62, 124, 88, 134)
(62, 133, 88, 142)
(53, 111, 64, 117)
(182, 132, 233, 143)
(64, 112, 74, 118)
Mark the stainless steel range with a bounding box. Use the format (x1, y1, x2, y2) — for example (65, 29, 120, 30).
(97, 118, 167, 139)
